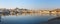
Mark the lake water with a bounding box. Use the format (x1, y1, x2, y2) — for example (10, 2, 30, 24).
(0, 13, 58, 24)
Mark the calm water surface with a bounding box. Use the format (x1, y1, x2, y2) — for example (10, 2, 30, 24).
(0, 13, 58, 24)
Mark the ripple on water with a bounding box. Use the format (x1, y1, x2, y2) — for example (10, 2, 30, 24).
(0, 14, 58, 24)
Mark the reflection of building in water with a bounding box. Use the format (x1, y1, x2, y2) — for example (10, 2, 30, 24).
(56, 13, 60, 17)
(40, 13, 50, 16)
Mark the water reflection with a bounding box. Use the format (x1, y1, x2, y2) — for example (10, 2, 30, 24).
(20, 13, 60, 16)
(1, 13, 60, 16)
(0, 13, 60, 24)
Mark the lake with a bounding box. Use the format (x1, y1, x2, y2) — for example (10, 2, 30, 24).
(0, 13, 58, 24)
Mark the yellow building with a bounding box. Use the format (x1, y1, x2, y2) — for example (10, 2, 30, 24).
(40, 10, 50, 14)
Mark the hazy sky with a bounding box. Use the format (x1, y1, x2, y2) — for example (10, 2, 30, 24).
(0, 0, 60, 10)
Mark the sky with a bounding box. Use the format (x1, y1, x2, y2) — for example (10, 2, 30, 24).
(0, 0, 60, 10)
